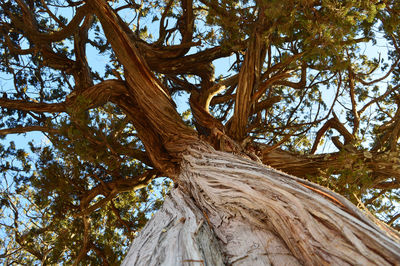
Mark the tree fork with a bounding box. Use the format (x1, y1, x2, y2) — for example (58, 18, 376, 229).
(88, 0, 197, 174)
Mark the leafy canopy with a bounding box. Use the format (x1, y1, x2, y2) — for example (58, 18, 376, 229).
(0, 0, 400, 264)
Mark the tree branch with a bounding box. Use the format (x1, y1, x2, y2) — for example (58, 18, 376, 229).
(0, 126, 58, 135)
(348, 70, 360, 135)
(374, 180, 400, 190)
(0, 80, 128, 115)
(88, 0, 197, 175)
(73, 215, 90, 266)
(0, 98, 66, 113)
(355, 57, 400, 86)
(229, 17, 266, 142)
(261, 146, 400, 187)
(11, 1, 89, 43)
(76, 170, 157, 218)
(310, 113, 355, 154)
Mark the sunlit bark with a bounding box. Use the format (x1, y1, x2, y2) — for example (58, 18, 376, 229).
(123, 144, 400, 265)
(1, 0, 400, 264)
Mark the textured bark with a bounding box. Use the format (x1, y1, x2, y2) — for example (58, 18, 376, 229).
(261, 148, 400, 186)
(88, 0, 197, 175)
(229, 29, 265, 142)
(2, 1, 400, 264)
(123, 143, 400, 265)
(122, 189, 225, 266)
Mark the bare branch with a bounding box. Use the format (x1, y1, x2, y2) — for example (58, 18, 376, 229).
(348, 70, 360, 135)
(0, 125, 57, 135)
(11, 1, 90, 43)
(0, 98, 66, 113)
(355, 57, 400, 86)
(388, 213, 400, 226)
(310, 113, 355, 154)
(358, 84, 400, 115)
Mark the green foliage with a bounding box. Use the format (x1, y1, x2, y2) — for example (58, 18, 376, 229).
(1, 0, 400, 264)
(1, 135, 170, 264)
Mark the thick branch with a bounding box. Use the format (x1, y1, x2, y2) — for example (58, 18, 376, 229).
(73, 14, 95, 90)
(197, 75, 239, 111)
(73, 215, 90, 266)
(0, 80, 128, 115)
(146, 46, 238, 77)
(229, 26, 265, 142)
(253, 95, 282, 114)
(0, 98, 66, 113)
(261, 147, 400, 186)
(88, 0, 197, 175)
(310, 113, 355, 154)
(374, 180, 400, 190)
(273, 61, 307, 90)
(11, 1, 89, 43)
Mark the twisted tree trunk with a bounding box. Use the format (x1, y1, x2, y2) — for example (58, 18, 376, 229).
(84, 2, 400, 264)
(123, 143, 400, 265)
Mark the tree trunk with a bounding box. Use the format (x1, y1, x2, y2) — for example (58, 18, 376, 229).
(123, 143, 400, 265)
(84, 2, 400, 264)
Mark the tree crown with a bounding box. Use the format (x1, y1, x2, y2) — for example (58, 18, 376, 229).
(0, 0, 399, 264)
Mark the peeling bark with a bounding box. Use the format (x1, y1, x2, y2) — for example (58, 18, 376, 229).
(122, 189, 225, 266)
(2, 1, 400, 264)
(123, 144, 400, 265)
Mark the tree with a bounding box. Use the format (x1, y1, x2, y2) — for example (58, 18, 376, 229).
(0, 0, 400, 264)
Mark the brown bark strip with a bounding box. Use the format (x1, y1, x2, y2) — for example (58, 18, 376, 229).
(0, 98, 66, 113)
(296, 181, 345, 207)
(229, 24, 265, 142)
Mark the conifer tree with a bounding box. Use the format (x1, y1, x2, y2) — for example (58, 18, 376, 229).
(0, 0, 400, 264)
